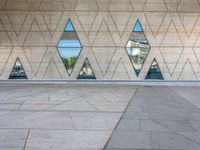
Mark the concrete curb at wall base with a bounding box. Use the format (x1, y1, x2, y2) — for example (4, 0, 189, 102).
(0, 80, 200, 87)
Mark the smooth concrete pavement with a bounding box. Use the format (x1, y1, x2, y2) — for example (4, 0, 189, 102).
(0, 83, 200, 150)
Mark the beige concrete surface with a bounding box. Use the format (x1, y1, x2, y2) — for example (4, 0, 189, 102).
(0, 0, 200, 80)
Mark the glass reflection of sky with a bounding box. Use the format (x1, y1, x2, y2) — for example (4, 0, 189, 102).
(58, 40, 81, 47)
(133, 20, 143, 32)
(58, 48, 81, 59)
(57, 19, 82, 75)
(65, 20, 74, 31)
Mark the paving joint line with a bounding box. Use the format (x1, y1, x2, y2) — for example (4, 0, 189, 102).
(23, 129, 30, 150)
(103, 87, 138, 150)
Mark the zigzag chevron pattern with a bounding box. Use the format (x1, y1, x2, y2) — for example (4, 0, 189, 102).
(0, 0, 200, 80)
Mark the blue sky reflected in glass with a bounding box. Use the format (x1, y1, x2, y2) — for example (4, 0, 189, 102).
(58, 40, 81, 47)
(65, 20, 74, 31)
(58, 48, 81, 59)
(133, 20, 143, 32)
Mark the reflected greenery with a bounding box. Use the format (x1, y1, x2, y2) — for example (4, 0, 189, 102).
(57, 20, 82, 75)
(126, 20, 150, 76)
(9, 58, 27, 79)
(62, 56, 78, 74)
(78, 58, 96, 79)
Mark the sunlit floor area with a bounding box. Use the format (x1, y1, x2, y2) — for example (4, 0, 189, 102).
(0, 83, 200, 150)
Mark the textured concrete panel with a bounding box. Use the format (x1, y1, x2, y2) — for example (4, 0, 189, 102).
(0, 0, 199, 80)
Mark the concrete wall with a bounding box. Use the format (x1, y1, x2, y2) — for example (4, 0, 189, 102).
(0, 0, 200, 80)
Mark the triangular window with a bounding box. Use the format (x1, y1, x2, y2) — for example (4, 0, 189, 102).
(77, 58, 96, 79)
(9, 58, 28, 79)
(126, 20, 150, 76)
(133, 20, 143, 32)
(65, 20, 75, 31)
(145, 58, 164, 80)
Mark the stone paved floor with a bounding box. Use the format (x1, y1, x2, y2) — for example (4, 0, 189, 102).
(0, 83, 200, 150)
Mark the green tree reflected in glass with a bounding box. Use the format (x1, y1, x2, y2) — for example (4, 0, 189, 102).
(57, 20, 82, 75)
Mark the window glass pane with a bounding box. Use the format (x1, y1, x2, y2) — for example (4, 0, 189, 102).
(126, 20, 150, 76)
(58, 40, 81, 48)
(78, 58, 96, 79)
(145, 59, 164, 80)
(9, 58, 27, 79)
(133, 20, 143, 32)
(65, 20, 74, 31)
(57, 20, 82, 75)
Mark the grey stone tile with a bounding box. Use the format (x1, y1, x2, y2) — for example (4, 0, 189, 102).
(149, 111, 193, 121)
(70, 112, 121, 130)
(190, 121, 200, 132)
(116, 119, 140, 131)
(191, 113, 200, 120)
(19, 104, 53, 111)
(153, 120, 197, 132)
(87, 100, 129, 112)
(26, 149, 102, 150)
(26, 130, 111, 149)
(1, 147, 24, 150)
(0, 111, 32, 127)
(48, 101, 97, 111)
(106, 131, 152, 149)
(0, 129, 28, 149)
(171, 87, 200, 111)
(123, 111, 150, 120)
(1, 112, 75, 129)
(140, 120, 169, 131)
(0, 104, 20, 110)
(180, 132, 200, 144)
(152, 131, 200, 150)
(25, 147, 102, 150)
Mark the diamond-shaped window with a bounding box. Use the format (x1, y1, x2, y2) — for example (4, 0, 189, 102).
(57, 19, 82, 75)
(77, 58, 96, 80)
(145, 58, 164, 80)
(126, 20, 150, 76)
(9, 58, 28, 79)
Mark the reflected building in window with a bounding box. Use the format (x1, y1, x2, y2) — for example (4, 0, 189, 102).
(145, 58, 164, 80)
(9, 58, 27, 79)
(78, 58, 96, 79)
(126, 20, 150, 76)
(57, 19, 82, 75)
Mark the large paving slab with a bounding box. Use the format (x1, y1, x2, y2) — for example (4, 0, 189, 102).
(1, 84, 200, 150)
(105, 86, 200, 150)
(0, 83, 135, 150)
